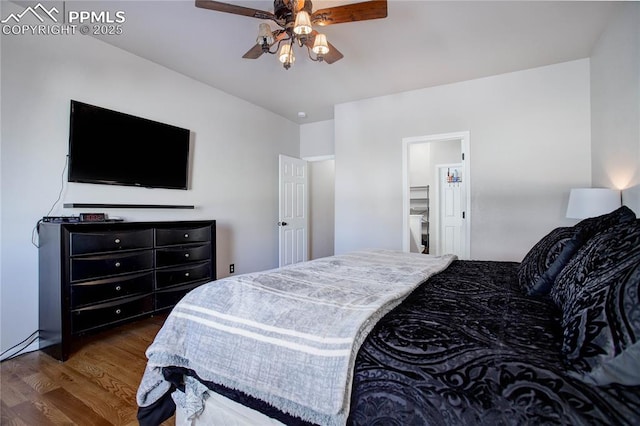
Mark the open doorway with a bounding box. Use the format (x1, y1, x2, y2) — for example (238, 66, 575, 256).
(306, 156, 335, 260)
(402, 132, 470, 259)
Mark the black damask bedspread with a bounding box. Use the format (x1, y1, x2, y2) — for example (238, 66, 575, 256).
(347, 260, 640, 425)
(143, 259, 640, 426)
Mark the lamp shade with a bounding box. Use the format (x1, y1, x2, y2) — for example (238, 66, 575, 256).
(293, 10, 312, 35)
(278, 44, 295, 64)
(312, 33, 329, 55)
(566, 188, 621, 219)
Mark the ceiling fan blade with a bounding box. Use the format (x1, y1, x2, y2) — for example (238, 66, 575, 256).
(195, 0, 277, 22)
(243, 31, 288, 59)
(322, 42, 344, 64)
(242, 44, 266, 59)
(311, 0, 387, 26)
(304, 31, 344, 64)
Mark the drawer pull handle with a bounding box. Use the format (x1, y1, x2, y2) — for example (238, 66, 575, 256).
(184, 253, 190, 258)
(115, 309, 122, 315)
(115, 262, 121, 268)
(184, 233, 189, 239)
(114, 238, 121, 244)
(115, 285, 122, 291)
(185, 272, 190, 277)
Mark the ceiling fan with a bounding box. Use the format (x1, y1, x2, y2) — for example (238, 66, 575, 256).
(195, 0, 388, 69)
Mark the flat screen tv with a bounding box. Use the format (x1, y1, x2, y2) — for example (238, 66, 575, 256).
(68, 100, 190, 190)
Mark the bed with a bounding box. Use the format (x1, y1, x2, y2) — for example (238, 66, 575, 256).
(137, 206, 640, 425)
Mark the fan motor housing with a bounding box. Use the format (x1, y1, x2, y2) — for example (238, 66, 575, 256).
(274, 0, 313, 25)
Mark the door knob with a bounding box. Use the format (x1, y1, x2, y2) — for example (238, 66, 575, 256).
(278, 222, 288, 226)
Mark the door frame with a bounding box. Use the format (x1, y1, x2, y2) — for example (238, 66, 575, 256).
(401, 131, 471, 259)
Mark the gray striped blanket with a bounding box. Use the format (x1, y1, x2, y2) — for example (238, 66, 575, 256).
(137, 249, 456, 425)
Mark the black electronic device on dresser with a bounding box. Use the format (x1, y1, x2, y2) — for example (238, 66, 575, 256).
(38, 220, 216, 361)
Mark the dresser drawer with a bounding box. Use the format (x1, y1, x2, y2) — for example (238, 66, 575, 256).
(155, 225, 211, 247)
(70, 229, 153, 255)
(155, 243, 212, 268)
(70, 250, 153, 282)
(71, 272, 154, 308)
(155, 261, 212, 289)
(155, 282, 202, 311)
(71, 294, 153, 334)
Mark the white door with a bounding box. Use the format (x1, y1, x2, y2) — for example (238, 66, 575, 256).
(279, 155, 309, 267)
(437, 164, 465, 257)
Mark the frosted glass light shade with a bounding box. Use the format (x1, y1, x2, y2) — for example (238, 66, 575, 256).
(312, 33, 329, 55)
(293, 11, 312, 35)
(256, 23, 274, 45)
(566, 188, 621, 219)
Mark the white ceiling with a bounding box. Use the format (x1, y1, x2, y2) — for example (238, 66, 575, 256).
(83, 1, 616, 123)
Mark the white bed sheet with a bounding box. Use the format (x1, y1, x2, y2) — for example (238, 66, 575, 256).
(175, 390, 285, 426)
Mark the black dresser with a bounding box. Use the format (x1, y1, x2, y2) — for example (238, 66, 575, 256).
(38, 220, 216, 361)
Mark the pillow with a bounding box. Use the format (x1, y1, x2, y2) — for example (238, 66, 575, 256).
(550, 220, 638, 311)
(573, 205, 636, 239)
(517, 227, 576, 295)
(528, 231, 586, 296)
(520, 206, 636, 297)
(553, 220, 640, 385)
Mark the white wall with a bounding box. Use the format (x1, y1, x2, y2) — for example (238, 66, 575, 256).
(0, 2, 299, 355)
(300, 120, 334, 158)
(309, 160, 335, 259)
(590, 2, 640, 192)
(334, 59, 592, 261)
(409, 143, 431, 186)
(410, 142, 463, 187)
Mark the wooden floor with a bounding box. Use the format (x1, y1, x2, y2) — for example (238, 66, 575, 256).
(1, 315, 175, 425)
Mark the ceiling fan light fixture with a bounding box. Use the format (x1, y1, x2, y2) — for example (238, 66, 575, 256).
(256, 23, 274, 46)
(312, 33, 329, 56)
(195, 0, 388, 68)
(293, 10, 312, 35)
(278, 43, 295, 69)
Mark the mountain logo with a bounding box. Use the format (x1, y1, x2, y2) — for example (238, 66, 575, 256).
(1, 3, 59, 24)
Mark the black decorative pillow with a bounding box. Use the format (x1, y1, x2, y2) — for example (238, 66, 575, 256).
(528, 206, 636, 296)
(550, 215, 638, 312)
(518, 207, 635, 298)
(567, 262, 640, 386)
(528, 231, 587, 296)
(517, 227, 576, 295)
(573, 205, 636, 240)
(553, 220, 640, 385)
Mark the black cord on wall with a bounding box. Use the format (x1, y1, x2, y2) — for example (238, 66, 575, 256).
(32, 154, 69, 248)
(0, 330, 41, 362)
